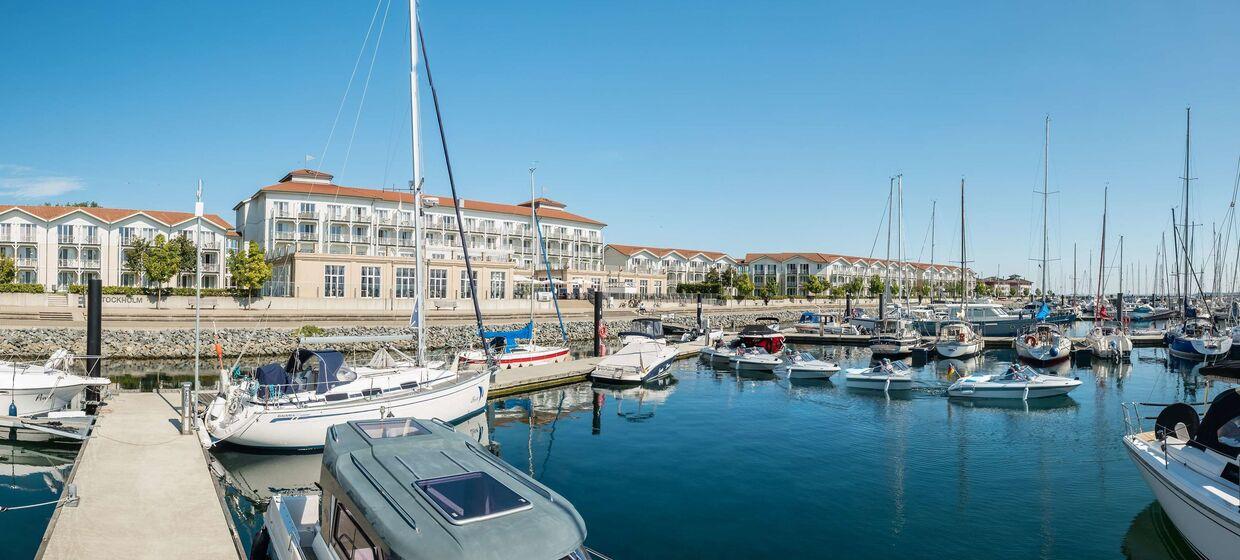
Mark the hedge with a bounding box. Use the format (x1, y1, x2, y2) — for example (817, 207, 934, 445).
(0, 283, 45, 294)
(67, 284, 252, 297)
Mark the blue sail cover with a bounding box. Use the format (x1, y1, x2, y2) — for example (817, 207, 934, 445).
(482, 322, 533, 352)
(1035, 303, 1050, 321)
(255, 363, 292, 399)
(279, 349, 348, 395)
(799, 312, 821, 323)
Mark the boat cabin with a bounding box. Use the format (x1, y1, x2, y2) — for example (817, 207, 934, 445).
(255, 349, 355, 399)
(314, 417, 591, 560)
(620, 318, 665, 340)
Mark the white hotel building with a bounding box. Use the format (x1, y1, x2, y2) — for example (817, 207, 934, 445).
(742, 252, 973, 297)
(0, 205, 237, 291)
(233, 169, 609, 302)
(603, 245, 738, 295)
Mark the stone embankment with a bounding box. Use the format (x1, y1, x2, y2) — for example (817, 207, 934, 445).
(0, 310, 805, 359)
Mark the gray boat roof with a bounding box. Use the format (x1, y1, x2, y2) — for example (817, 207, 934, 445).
(323, 417, 587, 560)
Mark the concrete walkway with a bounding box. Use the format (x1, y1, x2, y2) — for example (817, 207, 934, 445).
(39, 393, 238, 560)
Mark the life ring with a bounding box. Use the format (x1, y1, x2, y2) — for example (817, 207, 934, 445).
(956, 333, 966, 342)
(1024, 335, 1037, 346)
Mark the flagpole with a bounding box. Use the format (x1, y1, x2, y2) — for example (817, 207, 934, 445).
(193, 179, 203, 403)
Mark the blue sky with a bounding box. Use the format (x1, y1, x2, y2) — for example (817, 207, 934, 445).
(3, 1, 1240, 293)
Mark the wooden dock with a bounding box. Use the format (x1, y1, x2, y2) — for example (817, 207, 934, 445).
(488, 339, 705, 398)
(37, 392, 241, 560)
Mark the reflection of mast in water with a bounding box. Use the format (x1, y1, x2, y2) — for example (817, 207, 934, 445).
(886, 395, 908, 536)
(946, 398, 970, 517)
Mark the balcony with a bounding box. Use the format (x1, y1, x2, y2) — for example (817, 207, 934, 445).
(16, 257, 37, 267)
(200, 241, 219, 250)
(350, 235, 372, 244)
(298, 211, 319, 220)
(378, 237, 397, 246)
(58, 235, 75, 244)
(58, 258, 78, 268)
(328, 233, 350, 243)
(298, 232, 318, 241)
(273, 232, 296, 241)
(202, 263, 220, 273)
(351, 213, 371, 222)
(398, 238, 415, 247)
(273, 208, 293, 218)
(375, 214, 396, 226)
(81, 235, 100, 245)
(82, 260, 100, 269)
(19, 234, 37, 243)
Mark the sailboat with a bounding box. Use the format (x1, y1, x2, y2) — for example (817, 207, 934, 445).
(1012, 117, 1073, 365)
(1165, 108, 1232, 361)
(1086, 187, 1134, 361)
(458, 170, 570, 369)
(870, 175, 921, 355)
(203, 3, 494, 449)
(935, 178, 984, 359)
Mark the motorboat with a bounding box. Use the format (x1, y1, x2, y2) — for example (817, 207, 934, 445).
(794, 312, 860, 335)
(1166, 318, 1232, 361)
(1129, 304, 1174, 322)
(933, 321, 984, 359)
(729, 347, 782, 371)
(457, 321, 570, 369)
(698, 340, 739, 367)
(946, 363, 1081, 399)
(780, 351, 839, 379)
(868, 318, 920, 356)
(1085, 323, 1133, 361)
(203, 348, 490, 449)
(1121, 389, 1240, 560)
(793, 312, 824, 334)
(844, 358, 913, 391)
(0, 349, 110, 417)
(737, 322, 786, 353)
(1012, 322, 1072, 365)
(258, 417, 598, 560)
(913, 303, 1072, 337)
(591, 318, 679, 384)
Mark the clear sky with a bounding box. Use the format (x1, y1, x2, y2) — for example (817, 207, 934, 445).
(3, 1, 1240, 294)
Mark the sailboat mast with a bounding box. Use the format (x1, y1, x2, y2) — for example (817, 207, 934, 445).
(1042, 116, 1050, 305)
(931, 200, 936, 266)
(898, 174, 905, 304)
(1182, 107, 1191, 315)
(408, 0, 426, 366)
(1096, 186, 1107, 322)
(960, 178, 967, 314)
(529, 167, 537, 337)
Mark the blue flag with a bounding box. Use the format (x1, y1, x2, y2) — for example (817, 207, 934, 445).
(1035, 303, 1050, 321)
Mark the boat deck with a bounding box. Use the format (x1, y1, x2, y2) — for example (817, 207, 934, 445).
(38, 392, 240, 560)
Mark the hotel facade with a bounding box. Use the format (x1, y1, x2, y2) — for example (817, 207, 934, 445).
(603, 244, 738, 295)
(0, 205, 237, 291)
(742, 252, 974, 297)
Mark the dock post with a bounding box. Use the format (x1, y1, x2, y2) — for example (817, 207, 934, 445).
(879, 293, 886, 320)
(179, 382, 192, 435)
(85, 278, 102, 414)
(696, 293, 703, 331)
(593, 291, 603, 357)
(845, 293, 851, 318)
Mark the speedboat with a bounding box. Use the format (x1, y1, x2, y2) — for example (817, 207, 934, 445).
(794, 312, 825, 334)
(457, 322, 569, 369)
(729, 347, 782, 371)
(1166, 318, 1232, 361)
(737, 321, 786, 353)
(868, 318, 920, 355)
(1121, 389, 1240, 560)
(946, 363, 1081, 399)
(1012, 322, 1072, 364)
(204, 348, 490, 449)
(781, 351, 839, 379)
(933, 321, 984, 359)
(1085, 323, 1133, 361)
(591, 318, 679, 383)
(698, 341, 739, 366)
(0, 350, 111, 417)
(258, 417, 600, 560)
(844, 358, 913, 391)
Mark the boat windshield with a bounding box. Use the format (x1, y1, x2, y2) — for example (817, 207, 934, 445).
(998, 364, 1032, 381)
(796, 352, 816, 361)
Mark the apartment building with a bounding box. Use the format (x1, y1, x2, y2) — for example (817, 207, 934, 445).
(742, 252, 973, 297)
(233, 169, 608, 302)
(0, 204, 237, 291)
(603, 244, 738, 295)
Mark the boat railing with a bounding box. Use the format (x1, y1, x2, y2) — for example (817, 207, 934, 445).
(584, 546, 615, 560)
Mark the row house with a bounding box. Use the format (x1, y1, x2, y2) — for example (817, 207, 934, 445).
(602, 244, 738, 294)
(979, 275, 1034, 297)
(0, 205, 237, 291)
(741, 252, 973, 297)
(233, 169, 607, 301)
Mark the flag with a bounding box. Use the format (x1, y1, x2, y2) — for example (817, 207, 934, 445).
(1098, 305, 1109, 319)
(410, 294, 421, 328)
(947, 364, 957, 379)
(1035, 303, 1050, 321)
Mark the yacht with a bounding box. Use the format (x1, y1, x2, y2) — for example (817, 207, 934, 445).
(737, 322, 786, 353)
(204, 348, 490, 449)
(914, 303, 1070, 337)
(1166, 318, 1232, 361)
(780, 351, 839, 379)
(946, 363, 1081, 399)
(1085, 323, 1133, 361)
(729, 347, 783, 371)
(1130, 303, 1174, 322)
(844, 358, 913, 391)
(1122, 389, 1239, 560)
(868, 318, 920, 355)
(933, 321, 983, 359)
(591, 318, 679, 384)
(1012, 322, 1072, 365)
(0, 350, 110, 417)
(794, 312, 860, 335)
(698, 339, 739, 366)
(259, 417, 598, 560)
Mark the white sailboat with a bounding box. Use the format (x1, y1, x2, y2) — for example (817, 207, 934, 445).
(203, 5, 493, 449)
(935, 178, 983, 359)
(1013, 117, 1072, 364)
(1086, 187, 1134, 361)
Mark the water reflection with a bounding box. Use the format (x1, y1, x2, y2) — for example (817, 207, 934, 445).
(591, 377, 677, 428)
(1121, 502, 1198, 560)
(0, 436, 78, 559)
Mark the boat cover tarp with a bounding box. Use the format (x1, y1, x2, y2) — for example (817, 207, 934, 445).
(799, 312, 821, 323)
(482, 322, 533, 352)
(281, 349, 348, 395)
(1193, 388, 1239, 459)
(254, 363, 292, 399)
(1035, 303, 1050, 321)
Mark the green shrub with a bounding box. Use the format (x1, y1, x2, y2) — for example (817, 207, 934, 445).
(293, 325, 326, 339)
(68, 285, 245, 297)
(0, 283, 45, 294)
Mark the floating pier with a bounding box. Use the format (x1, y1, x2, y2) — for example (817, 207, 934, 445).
(489, 339, 704, 398)
(37, 392, 241, 560)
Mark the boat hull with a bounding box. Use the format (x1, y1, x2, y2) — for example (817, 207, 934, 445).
(1166, 335, 1232, 361)
(1013, 339, 1071, 365)
(869, 337, 918, 356)
(935, 340, 983, 359)
(0, 378, 107, 418)
(592, 347, 679, 384)
(208, 373, 490, 450)
(946, 381, 1078, 399)
(786, 366, 838, 380)
(461, 346, 570, 369)
(730, 357, 780, 371)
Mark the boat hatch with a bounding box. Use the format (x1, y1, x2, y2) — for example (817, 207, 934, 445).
(356, 418, 431, 439)
(415, 471, 533, 525)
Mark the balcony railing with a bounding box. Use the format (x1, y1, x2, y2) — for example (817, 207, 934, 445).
(351, 213, 371, 222)
(58, 235, 74, 244)
(375, 215, 396, 225)
(378, 237, 397, 246)
(328, 234, 350, 243)
(81, 235, 100, 245)
(273, 232, 296, 241)
(273, 209, 293, 218)
(19, 234, 37, 243)
(298, 232, 318, 241)
(351, 235, 372, 243)
(202, 263, 220, 273)
(58, 258, 78, 268)
(398, 238, 415, 247)
(328, 213, 348, 221)
(200, 241, 219, 250)
(16, 257, 37, 267)
(298, 211, 319, 219)
(82, 260, 100, 269)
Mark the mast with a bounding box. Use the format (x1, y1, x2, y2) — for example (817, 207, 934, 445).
(408, 0, 426, 366)
(898, 174, 905, 304)
(1182, 107, 1191, 316)
(193, 179, 203, 401)
(1119, 234, 1125, 323)
(1072, 242, 1077, 301)
(529, 167, 537, 336)
(960, 178, 967, 316)
(885, 177, 893, 303)
(930, 200, 936, 266)
(1041, 115, 1050, 306)
(1096, 185, 1107, 323)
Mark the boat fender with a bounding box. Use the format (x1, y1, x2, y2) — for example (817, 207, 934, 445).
(7, 402, 15, 416)
(249, 527, 271, 560)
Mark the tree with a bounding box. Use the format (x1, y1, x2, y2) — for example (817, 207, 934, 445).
(758, 280, 778, 305)
(975, 281, 993, 297)
(802, 275, 826, 300)
(125, 235, 180, 308)
(734, 273, 754, 300)
(915, 280, 931, 298)
(844, 277, 864, 296)
(228, 241, 272, 308)
(720, 268, 737, 288)
(830, 285, 846, 299)
(167, 234, 198, 275)
(0, 255, 14, 284)
(705, 268, 721, 285)
(868, 275, 884, 297)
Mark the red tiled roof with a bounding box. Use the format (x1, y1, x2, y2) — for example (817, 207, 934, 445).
(607, 244, 734, 261)
(742, 252, 965, 272)
(251, 181, 605, 226)
(517, 197, 567, 209)
(0, 205, 233, 229)
(280, 169, 334, 182)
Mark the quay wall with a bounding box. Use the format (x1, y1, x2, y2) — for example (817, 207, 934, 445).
(0, 309, 806, 359)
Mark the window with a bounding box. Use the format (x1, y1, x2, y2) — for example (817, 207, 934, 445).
(19, 223, 35, 241)
(332, 503, 379, 560)
(57, 224, 74, 241)
(396, 268, 416, 298)
(416, 472, 531, 524)
(360, 266, 381, 298)
(324, 265, 345, 298)
(459, 270, 476, 299)
(0, 224, 9, 240)
(428, 269, 447, 298)
(274, 201, 289, 216)
(299, 202, 316, 216)
(490, 272, 505, 299)
(639, 280, 648, 295)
